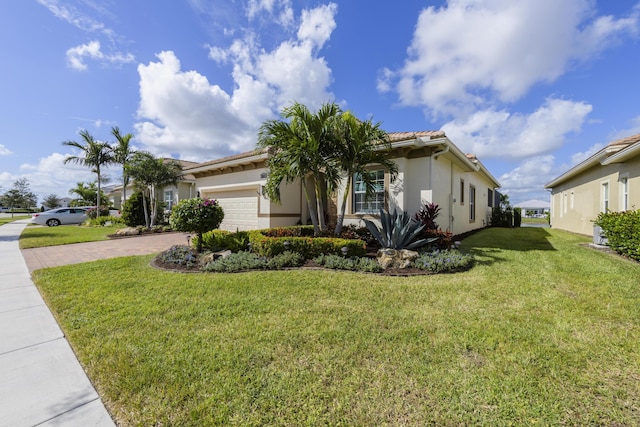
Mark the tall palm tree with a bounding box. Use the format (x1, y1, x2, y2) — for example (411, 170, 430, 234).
(63, 130, 114, 217)
(333, 111, 398, 235)
(111, 126, 135, 207)
(257, 101, 342, 235)
(127, 151, 182, 227)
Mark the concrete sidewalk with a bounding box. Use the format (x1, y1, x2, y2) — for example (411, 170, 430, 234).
(1, 221, 188, 426)
(0, 219, 115, 426)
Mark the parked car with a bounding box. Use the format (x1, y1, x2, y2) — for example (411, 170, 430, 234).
(31, 207, 89, 226)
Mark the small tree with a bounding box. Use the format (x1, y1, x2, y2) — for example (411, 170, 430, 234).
(169, 198, 224, 252)
(3, 178, 38, 214)
(42, 194, 62, 210)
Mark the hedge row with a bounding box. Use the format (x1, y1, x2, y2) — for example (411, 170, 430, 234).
(595, 209, 640, 261)
(198, 226, 366, 258)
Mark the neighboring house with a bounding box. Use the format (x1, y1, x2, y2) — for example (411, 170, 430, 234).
(185, 131, 501, 235)
(107, 159, 199, 210)
(513, 199, 550, 217)
(59, 197, 73, 207)
(544, 133, 640, 235)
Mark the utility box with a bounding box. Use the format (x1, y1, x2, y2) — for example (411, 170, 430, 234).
(593, 225, 608, 246)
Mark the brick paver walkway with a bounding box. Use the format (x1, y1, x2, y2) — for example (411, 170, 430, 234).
(21, 232, 190, 272)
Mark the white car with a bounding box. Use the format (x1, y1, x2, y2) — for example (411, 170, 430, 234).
(31, 207, 89, 227)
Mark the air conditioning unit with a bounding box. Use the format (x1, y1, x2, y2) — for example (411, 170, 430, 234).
(593, 225, 608, 246)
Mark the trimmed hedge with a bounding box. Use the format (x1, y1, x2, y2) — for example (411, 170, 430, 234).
(594, 209, 640, 261)
(248, 230, 366, 258)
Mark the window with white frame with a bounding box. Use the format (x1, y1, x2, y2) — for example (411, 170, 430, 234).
(469, 185, 476, 221)
(353, 170, 385, 214)
(621, 177, 629, 211)
(601, 182, 609, 212)
(164, 190, 174, 210)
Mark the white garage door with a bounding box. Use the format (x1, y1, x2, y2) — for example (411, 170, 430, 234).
(206, 190, 259, 231)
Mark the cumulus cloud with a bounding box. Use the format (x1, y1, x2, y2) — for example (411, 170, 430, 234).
(381, 0, 639, 116)
(0, 145, 12, 156)
(66, 40, 134, 71)
(135, 4, 337, 160)
(0, 153, 98, 201)
(498, 155, 556, 201)
(442, 98, 593, 159)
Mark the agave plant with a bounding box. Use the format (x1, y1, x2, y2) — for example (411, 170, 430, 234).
(363, 208, 437, 250)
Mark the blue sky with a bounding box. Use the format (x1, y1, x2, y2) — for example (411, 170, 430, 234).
(1, 0, 639, 205)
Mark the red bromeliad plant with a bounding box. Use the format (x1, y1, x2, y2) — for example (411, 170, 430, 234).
(413, 202, 441, 230)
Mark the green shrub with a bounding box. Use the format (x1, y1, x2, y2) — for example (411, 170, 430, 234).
(267, 251, 305, 269)
(248, 230, 366, 258)
(513, 207, 522, 227)
(87, 215, 125, 227)
(412, 249, 474, 273)
(203, 251, 268, 273)
(170, 198, 224, 252)
(313, 254, 383, 273)
(121, 192, 147, 227)
(594, 209, 640, 261)
(262, 226, 314, 238)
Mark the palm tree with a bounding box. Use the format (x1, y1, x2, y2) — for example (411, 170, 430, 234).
(257, 101, 342, 235)
(333, 111, 398, 235)
(127, 152, 182, 227)
(63, 130, 114, 217)
(111, 126, 135, 207)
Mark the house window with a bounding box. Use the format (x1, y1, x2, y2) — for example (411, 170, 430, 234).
(460, 179, 465, 205)
(601, 182, 609, 212)
(570, 191, 574, 210)
(469, 185, 476, 221)
(353, 170, 385, 214)
(621, 177, 629, 211)
(488, 189, 494, 208)
(164, 190, 174, 210)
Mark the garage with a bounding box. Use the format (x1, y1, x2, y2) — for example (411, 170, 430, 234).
(203, 189, 259, 231)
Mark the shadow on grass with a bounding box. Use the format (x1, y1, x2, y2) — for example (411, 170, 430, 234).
(463, 227, 557, 266)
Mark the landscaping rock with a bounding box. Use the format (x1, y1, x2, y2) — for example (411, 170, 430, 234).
(199, 250, 233, 267)
(114, 227, 141, 236)
(376, 248, 419, 269)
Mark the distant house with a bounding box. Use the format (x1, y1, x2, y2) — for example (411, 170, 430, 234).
(185, 131, 501, 235)
(107, 158, 199, 210)
(513, 199, 550, 217)
(544, 133, 640, 235)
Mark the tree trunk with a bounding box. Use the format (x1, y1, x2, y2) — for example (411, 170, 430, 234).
(96, 166, 101, 218)
(302, 177, 320, 235)
(142, 191, 150, 228)
(335, 176, 351, 236)
(314, 175, 326, 232)
(149, 185, 156, 227)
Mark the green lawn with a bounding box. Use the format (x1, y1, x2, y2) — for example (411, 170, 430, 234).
(19, 224, 124, 249)
(33, 227, 640, 426)
(521, 216, 549, 224)
(0, 215, 30, 226)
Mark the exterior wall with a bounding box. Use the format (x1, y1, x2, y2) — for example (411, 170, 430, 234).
(197, 167, 303, 231)
(549, 156, 640, 235)
(340, 151, 497, 236)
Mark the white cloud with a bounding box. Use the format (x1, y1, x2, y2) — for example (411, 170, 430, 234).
(383, 0, 640, 116)
(0, 145, 12, 156)
(66, 40, 134, 71)
(497, 155, 556, 202)
(570, 143, 604, 166)
(442, 98, 593, 159)
(136, 4, 337, 161)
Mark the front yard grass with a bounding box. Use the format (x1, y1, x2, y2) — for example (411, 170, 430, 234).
(33, 227, 640, 426)
(0, 215, 30, 226)
(19, 224, 124, 249)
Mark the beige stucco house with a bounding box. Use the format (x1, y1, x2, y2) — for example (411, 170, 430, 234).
(185, 131, 501, 235)
(108, 159, 199, 210)
(544, 133, 640, 235)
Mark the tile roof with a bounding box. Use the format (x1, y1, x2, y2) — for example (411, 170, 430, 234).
(387, 131, 446, 142)
(607, 132, 640, 147)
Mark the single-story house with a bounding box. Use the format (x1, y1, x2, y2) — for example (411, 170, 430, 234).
(107, 159, 199, 210)
(513, 199, 550, 217)
(185, 131, 501, 236)
(544, 133, 640, 235)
